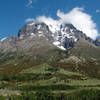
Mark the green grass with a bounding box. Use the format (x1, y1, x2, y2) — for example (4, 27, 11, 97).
(21, 63, 52, 74)
(0, 44, 100, 99)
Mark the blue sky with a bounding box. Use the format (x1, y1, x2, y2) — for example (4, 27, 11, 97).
(0, 0, 100, 39)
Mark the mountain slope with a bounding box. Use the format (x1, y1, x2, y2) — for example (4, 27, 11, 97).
(0, 22, 100, 99)
(0, 22, 100, 76)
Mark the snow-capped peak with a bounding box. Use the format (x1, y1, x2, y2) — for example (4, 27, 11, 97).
(0, 37, 7, 42)
(45, 23, 79, 49)
(18, 22, 89, 50)
(48, 24, 60, 33)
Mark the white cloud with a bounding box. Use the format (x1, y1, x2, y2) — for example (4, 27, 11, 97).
(56, 7, 99, 40)
(26, 0, 33, 7)
(96, 9, 100, 13)
(25, 18, 35, 23)
(26, 7, 99, 40)
(37, 16, 59, 27)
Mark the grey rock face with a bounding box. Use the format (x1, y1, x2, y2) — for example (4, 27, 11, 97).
(94, 38, 100, 46)
(18, 22, 90, 50)
(0, 22, 98, 52)
(18, 22, 53, 42)
(0, 36, 19, 52)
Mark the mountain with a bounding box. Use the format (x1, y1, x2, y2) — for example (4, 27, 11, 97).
(0, 22, 100, 99)
(0, 22, 100, 75)
(18, 22, 94, 50)
(0, 22, 99, 52)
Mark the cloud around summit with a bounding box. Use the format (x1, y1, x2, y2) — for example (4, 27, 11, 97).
(26, 7, 99, 40)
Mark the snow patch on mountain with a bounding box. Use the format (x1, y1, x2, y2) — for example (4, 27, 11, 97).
(31, 33, 34, 35)
(0, 37, 7, 42)
(53, 41, 66, 50)
(37, 24, 42, 30)
(58, 46, 66, 50)
(53, 41, 60, 46)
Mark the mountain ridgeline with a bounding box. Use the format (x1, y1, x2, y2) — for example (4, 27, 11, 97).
(1, 22, 100, 99)
(0, 22, 100, 74)
(0, 22, 100, 51)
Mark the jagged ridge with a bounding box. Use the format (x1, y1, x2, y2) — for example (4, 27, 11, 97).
(0, 22, 100, 51)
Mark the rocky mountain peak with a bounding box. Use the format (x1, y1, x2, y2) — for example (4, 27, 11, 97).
(18, 22, 53, 42)
(0, 22, 99, 51)
(18, 22, 88, 50)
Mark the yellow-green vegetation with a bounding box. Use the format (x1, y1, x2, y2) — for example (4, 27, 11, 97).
(21, 63, 52, 74)
(0, 46, 100, 100)
(0, 66, 100, 100)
